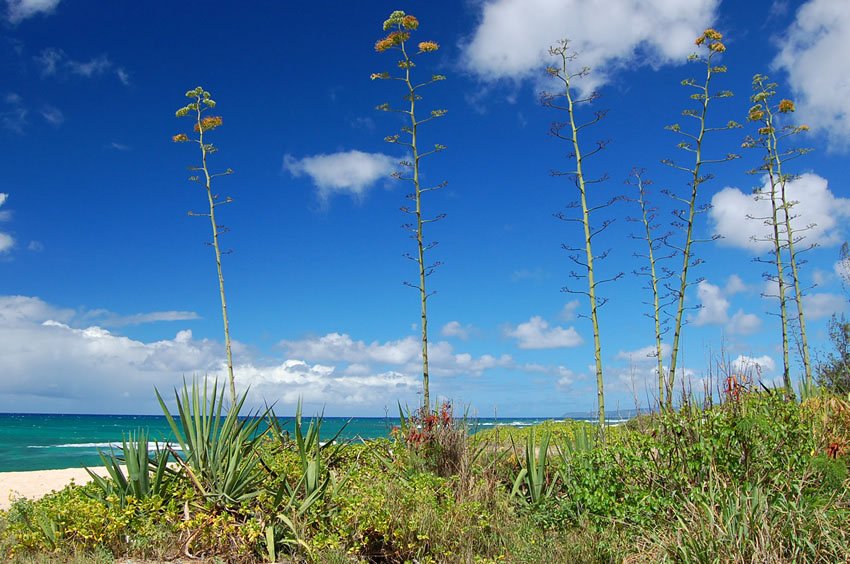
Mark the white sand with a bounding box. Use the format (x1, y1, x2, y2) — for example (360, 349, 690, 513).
(0, 466, 112, 511)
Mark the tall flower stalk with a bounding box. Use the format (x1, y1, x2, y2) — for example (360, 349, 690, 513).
(373, 11, 447, 410)
(173, 86, 236, 404)
(628, 170, 671, 407)
(545, 41, 622, 437)
(745, 74, 813, 393)
(662, 29, 739, 408)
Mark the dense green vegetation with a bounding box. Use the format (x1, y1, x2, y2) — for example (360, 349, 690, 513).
(1, 381, 848, 562)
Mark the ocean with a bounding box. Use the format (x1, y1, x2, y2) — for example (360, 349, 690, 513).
(0, 412, 625, 472)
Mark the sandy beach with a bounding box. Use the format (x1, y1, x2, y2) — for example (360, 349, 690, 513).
(0, 467, 110, 511)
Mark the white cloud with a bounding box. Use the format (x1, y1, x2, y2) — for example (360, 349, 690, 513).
(711, 174, 850, 252)
(726, 309, 762, 335)
(6, 0, 60, 23)
(441, 320, 473, 340)
(0, 233, 13, 254)
(116, 67, 130, 86)
(67, 54, 112, 78)
(802, 293, 848, 320)
(236, 361, 418, 407)
(27, 240, 43, 252)
(0, 194, 13, 254)
(556, 367, 575, 389)
(283, 150, 396, 200)
(34, 48, 63, 76)
(731, 354, 775, 375)
(725, 274, 748, 295)
(281, 332, 420, 365)
(462, 0, 719, 90)
(812, 268, 832, 286)
(773, 0, 850, 148)
(0, 295, 421, 413)
(692, 281, 729, 326)
(559, 300, 580, 321)
(40, 104, 63, 126)
(505, 315, 582, 349)
(616, 343, 671, 364)
(511, 268, 547, 282)
(2, 94, 30, 133)
(280, 332, 510, 377)
(83, 310, 201, 327)
(34, 48, 120, 81)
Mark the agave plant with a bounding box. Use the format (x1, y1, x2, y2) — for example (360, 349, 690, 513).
(511, 429, 558, 505)
(86, 428, 173, 507)
(263, 400, 350, 556)
(155, 377, 268, 507)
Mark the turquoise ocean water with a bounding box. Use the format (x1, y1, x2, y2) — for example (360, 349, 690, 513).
(0, 413, 628, 472)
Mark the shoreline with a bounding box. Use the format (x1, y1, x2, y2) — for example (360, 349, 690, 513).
(0, 467, 110, 511)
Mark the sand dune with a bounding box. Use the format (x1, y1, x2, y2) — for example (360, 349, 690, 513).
(0, 467, 111, 511)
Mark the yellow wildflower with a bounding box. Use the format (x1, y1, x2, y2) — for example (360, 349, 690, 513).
(418, 41, 439, 53)
(172, 133, 189, 143)
(402, 15, 419, 30)
(748, 108, 764, 122)
(375, 31, 409, 52)
(194, 116, 223, 133)
(778, 99, 795, 113)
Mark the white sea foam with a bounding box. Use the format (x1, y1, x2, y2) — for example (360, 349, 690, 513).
(29, 442, 180, 450)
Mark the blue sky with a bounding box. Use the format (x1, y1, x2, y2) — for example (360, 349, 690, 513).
(1, 0, 848, 416)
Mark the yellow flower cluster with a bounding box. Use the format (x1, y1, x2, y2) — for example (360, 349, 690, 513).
(418, 41, 439, 53)
(696, 28, 726, 53)
(375, 31, 409, 52)
(748, 106, 764, 122)
(402, 15, 419, 30)
(172, 133, 189, 143)
(778, 99, 795, 113)
(194, 116, 223, 133)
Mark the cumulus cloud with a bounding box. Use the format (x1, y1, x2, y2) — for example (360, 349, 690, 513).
(0, 194, 14, 254)
(281, 332, 420, 365)
(559, 300, 580, 321)
(0, 295, 421, 414)
(710, 174, 850, 252)
(504, 316, 582, 349)
(616, 343, 672, 364)
(80, 309, 201, 328)
(802, 293, 848, 320)
(725, 274, 748, 295)
(773, 0, 850, 148)
(283, 150, 396, 201)
(462, 0, 719, 90)
(280, 332, 511, 377)
(731, 354, 776, 375)
(692, 281, 729, 326)
(726, 309, 762, 335)
(441, 320, 474, 340)
(6, 0, 60, 23)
